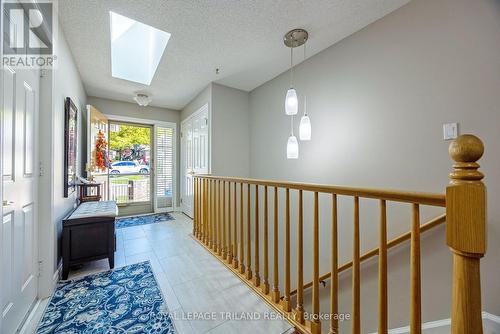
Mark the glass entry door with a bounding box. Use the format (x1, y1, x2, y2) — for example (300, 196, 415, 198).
(108, 121, 153, 216)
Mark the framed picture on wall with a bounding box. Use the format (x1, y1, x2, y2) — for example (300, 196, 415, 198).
(64, 97, 78, 198)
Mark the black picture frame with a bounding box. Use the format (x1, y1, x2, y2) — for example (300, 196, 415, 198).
(64, 97, 78, 198)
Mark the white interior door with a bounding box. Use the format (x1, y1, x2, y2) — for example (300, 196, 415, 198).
(181, 104, 209, 217)
(2, 67, 39, 333)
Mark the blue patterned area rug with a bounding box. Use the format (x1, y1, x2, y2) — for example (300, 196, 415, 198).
(37, 262, 176, 334)
(115, 213, 174, 229)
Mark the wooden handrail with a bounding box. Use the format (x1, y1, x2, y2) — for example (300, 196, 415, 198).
(289, 213, 446, 296)
(191, 134, 486, 334)
(194, 175, 445, 207)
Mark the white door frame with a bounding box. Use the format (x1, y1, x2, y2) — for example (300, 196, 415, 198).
(103, 114, 178, 212)
(0, 35, 4, 334)
(180, 103, 211, 215)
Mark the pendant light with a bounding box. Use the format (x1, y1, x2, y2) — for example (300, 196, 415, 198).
(283, 29, 308, 159)
(284, 29, 308, 115)
(287, 117, 299, 159)
(299, 96, 311, 141)
(285, 47, 298, 115)
(299, 42, 311, 141)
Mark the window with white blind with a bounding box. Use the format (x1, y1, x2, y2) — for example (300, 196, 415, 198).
(156, 126, 175, 211)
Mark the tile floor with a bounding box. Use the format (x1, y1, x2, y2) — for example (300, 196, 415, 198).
(29, 212, 294, 334)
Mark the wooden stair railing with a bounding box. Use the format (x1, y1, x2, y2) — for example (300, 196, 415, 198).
(289, 213, 447, 296)
(191, 134, 486, 334)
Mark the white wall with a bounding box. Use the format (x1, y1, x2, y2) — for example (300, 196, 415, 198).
(248, 0, 500, 331)
(38, 25, 87, 297)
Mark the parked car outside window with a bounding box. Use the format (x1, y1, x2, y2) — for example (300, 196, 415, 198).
(109, 161, 149, 174)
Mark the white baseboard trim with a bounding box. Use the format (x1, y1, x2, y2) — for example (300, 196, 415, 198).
(18, 299, 41, 334)
(369, 312, 500, 334)
(53, 263, 62, 285)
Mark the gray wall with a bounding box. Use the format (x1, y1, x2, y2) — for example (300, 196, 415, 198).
(87, 96, 182, 207)
(181, 84, 212, 122)
(249, 0, 500, 331)
(38, 25, 88, 298)
(181, 83, 251, 177)
(211, 83, 250, 177)
(88, 96, 180, 124)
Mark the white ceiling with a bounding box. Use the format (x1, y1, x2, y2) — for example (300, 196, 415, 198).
(58, 0, 409, 110)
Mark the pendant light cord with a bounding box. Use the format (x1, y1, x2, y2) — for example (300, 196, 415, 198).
(290, 47, 294, 88)
(303, 42, 307, 116)
(290, 115, 294, 136)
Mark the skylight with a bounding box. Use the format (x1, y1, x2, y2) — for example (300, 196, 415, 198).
(110, 11, 171, 85)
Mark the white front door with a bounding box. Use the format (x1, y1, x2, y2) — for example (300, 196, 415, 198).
(181, 104, 209, 217)
(1, 67, 39, 333)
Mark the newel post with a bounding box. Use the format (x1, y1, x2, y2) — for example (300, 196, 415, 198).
(446, 134, 486, 334)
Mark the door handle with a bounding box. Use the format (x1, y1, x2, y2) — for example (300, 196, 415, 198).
(3, 200, 14, 207)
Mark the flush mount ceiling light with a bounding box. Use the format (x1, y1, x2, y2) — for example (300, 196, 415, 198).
(134, 93, 152, 106)
(110, 11, 171, 85)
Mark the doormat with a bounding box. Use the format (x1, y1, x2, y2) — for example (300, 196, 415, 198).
(115, 212, 174, 229)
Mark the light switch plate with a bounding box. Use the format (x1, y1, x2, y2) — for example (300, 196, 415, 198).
(443, 123, 458, 140)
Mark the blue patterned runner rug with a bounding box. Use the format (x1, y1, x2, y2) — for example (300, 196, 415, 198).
(37, 261, 176, 334)
(115, 212, 174, 229)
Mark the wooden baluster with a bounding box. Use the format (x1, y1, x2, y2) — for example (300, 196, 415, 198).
(233, 182, 239, 268)
(223, 181, 227, 260)
(205, 179, 209, 245)
(197, 178, 200, 238)
(239, 183, 245, 274)
(283, 188, 291, 312)
(214, 180, 218, 251)
(209, 180, 213, 248)
(379, 200, 388, 334)
(295, 190, 304, 323)
(410, 203, 421, 333)
(198, 178, 203, 240)
(272, 187, 281, 303)
(193, 178, 197, 237)
(329, 194, 339, 334)
(246, 184, 253, 280)
(227, 182, 232, 264)
(214, 180, 217, 251)
(263, 186, 270, 294)
(203, 179, 207, 244)
(195, 178, 202, 239)
(198, 178, 201, 240)
(311, 191, 321, 334)
(352, 196, 360, 334)
(212, 180, 216, 250)
(447, 135, 486, 334)
(202, 179, 206, 242)
(218, 180, 222, 256)
(254, 185, 261, 286)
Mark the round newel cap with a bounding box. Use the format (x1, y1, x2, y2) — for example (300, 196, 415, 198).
(449, 134, 484, 163)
